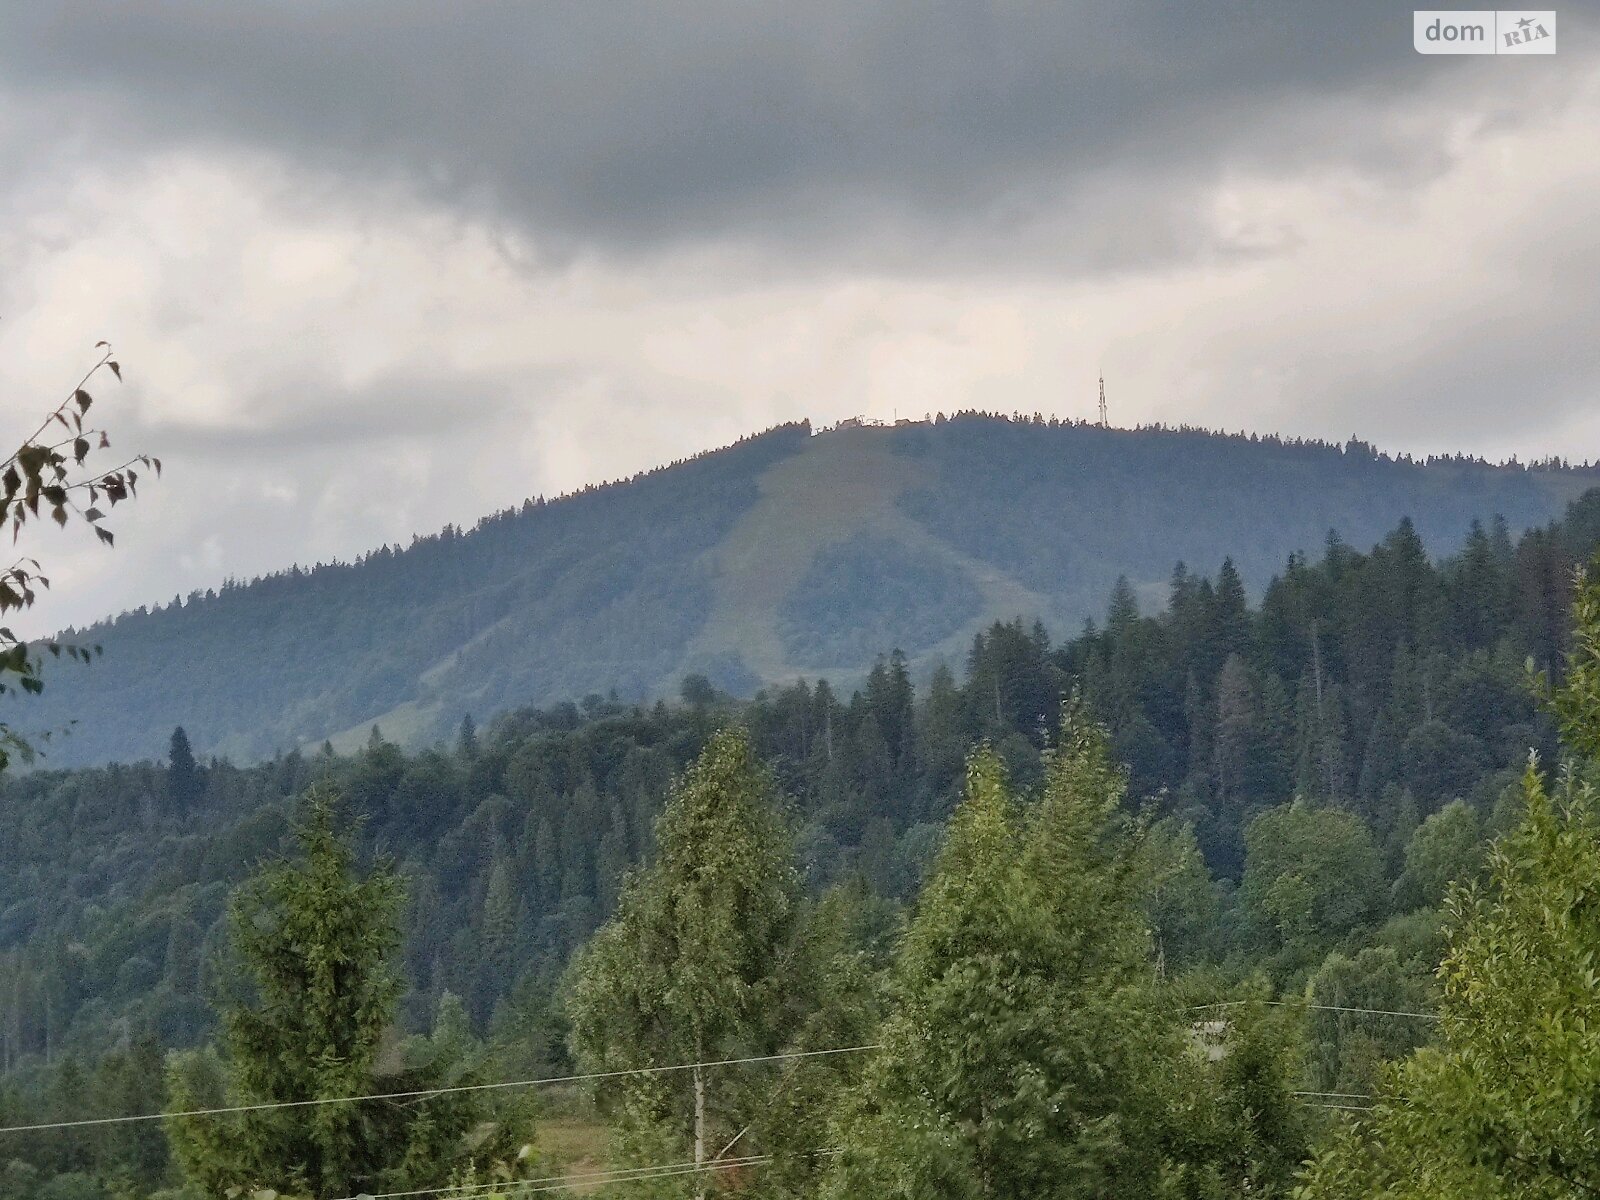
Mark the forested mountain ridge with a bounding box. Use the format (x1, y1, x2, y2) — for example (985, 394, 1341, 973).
(14, 414, 1596, 767)
(7, 488, 1600, 1195)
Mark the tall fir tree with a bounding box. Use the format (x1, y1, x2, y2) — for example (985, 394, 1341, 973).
(167, 725, 203, 810)
(166, 787, 498, 1198)
(827, 710, 1178, 1198)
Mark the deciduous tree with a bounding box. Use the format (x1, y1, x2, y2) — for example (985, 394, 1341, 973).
(0, 344, 158, 769)
(567, 727, 799, 1198)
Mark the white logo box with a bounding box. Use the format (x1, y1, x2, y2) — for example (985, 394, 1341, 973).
(1414, 10, 1556, 54)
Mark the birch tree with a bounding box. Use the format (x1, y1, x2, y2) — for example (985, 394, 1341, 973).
(0, 343, 158, 769)
(568, 728, 799, 1198)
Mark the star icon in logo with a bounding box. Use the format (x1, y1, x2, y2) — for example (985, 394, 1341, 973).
(1517, 16, 1534, 28)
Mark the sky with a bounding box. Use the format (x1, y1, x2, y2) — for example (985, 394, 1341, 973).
(2, 2, 1598, 635)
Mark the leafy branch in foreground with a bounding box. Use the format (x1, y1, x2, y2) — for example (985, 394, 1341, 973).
(0, 342, 159, 767)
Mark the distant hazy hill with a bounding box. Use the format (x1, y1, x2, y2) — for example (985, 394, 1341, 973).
(14, 415, 1597, 766)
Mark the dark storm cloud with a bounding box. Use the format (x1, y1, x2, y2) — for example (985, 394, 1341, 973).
(4, 1, 1598, 639)
(0, 1, 1490, 264)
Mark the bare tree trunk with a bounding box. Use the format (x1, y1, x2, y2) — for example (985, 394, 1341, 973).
(694, 1057, 708, 1200)
(1310, 620, 1324, 708)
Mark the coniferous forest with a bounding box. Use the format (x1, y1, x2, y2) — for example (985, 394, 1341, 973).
(7, 484, 1600, 1196)
(18, 416, 1594, 769)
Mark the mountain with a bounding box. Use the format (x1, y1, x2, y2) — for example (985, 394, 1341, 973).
(8, 488, 1600, 1084)
(13, 414, 1598, 767)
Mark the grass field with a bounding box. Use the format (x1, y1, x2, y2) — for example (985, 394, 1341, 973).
(536, 1114, 612, 1193)
(686, 425, 1053, 689)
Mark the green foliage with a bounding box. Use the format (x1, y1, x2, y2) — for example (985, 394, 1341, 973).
(1396, 720, 1490, 808)
(11, 494, 1600, 1195)
(1298, 560, 1600, 1197)
(900, 416, 1587, 635)
(1158, 994, 1313, 1200)
(777, 532, 982, 665)
(0, 344, 158, 770)
(1140, 819, 1223, 971)
(567, 728, 801, 1179)
(736, 878, 895, 1198)
(1391, 799, 1483, 912)
(1543, 562, 1600, 762)
(21, 425, 810, 766)
(1238, 802, 1384, 973)
(826, 712, 1172, 1197)
(166, 728, 203, 811)
(0, 506, 1579, 1109)
(1297, 763, 1600, 1197)
(1303, 947, 1436, 1099)
(166, 786, 505, 1199)
(19, 417, 1593, 769)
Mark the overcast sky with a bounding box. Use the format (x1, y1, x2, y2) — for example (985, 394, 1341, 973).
(2, 2, 1598, 635)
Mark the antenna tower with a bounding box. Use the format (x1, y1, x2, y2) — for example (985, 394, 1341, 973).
(1098, 373, 1107, 427)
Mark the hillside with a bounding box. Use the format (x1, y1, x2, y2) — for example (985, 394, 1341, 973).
(11, 414, 1597, 766)
(6, 488, 1600, 1082)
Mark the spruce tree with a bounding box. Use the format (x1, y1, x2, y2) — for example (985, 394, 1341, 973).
(1300, 562, 1600, 1197)
(825, 710, 1175, 1198)
(474, 855, 519, 1024)
(167, 725, 202, 810)
(167, 787, 497, 1198)
(1214, 557, 1251, 662)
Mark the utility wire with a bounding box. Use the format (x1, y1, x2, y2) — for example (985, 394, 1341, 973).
(333, 1153, 777, 1200)
(355, 1151, 842, 1200)
(1295, 1090, 1373, 1100)
(484, 1157, 765, 1197)
(712, 1122, 751, 1161)
(1, 1003, 1431, 1139)
(1180, 1000, 1441, 1021)
(0, 1045, 881, 1137)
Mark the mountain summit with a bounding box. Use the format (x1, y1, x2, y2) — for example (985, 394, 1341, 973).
(19, 415, 1596, 765)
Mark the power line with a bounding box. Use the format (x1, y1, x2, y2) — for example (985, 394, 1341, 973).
(443, 1157, 765, 1199)
(0, 1000, 1432, 1141)
(0, 1009, 1398, 1197)
(1296, 1090, 1377, 1113)
(0, 1045, 881, 1137)
(341, 1085, 1378, 1200)
(348, 1151, 843, 1200)
(488, 1156, 767, 1197)
(340, 1159, 735, 1200)
(333, 1152, 780, 1200)
(1295, 1091, 1374, 1100)
(1, 1002, 1434, 1140)
(1296, 1003, 1440, 1021)
(1180, 1001, 1440, 1021)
